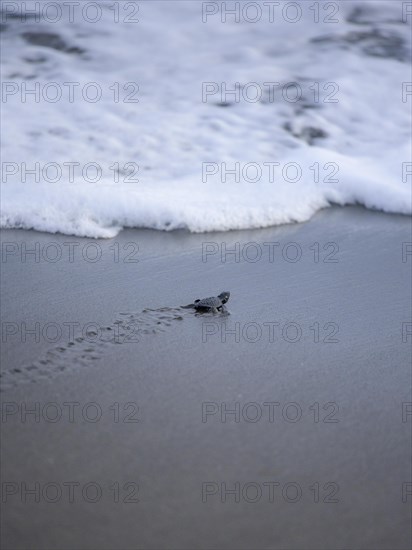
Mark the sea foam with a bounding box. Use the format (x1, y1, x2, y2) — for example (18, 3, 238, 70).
(1, 0, 411, 237)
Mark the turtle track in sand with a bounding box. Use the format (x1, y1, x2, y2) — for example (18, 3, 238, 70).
(0, 305, 227, 391)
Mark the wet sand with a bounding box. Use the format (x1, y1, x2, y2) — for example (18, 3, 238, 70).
(1, 206, 411, 550)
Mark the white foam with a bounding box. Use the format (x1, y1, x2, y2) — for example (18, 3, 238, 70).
(1, 0, 411, 237)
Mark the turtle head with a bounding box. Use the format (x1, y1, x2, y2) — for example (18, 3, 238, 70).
(218, 291, 230, 304)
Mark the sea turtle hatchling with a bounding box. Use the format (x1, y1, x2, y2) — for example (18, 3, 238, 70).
(182, 291, 230, 313)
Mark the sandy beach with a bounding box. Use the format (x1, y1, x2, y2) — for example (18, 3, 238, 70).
(1, 206, 411, 550)
(2, 1, 411, 548)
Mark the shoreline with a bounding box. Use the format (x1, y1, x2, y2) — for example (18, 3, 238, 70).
(1, 205, 411, 550)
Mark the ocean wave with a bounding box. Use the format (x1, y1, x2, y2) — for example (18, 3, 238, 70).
(1, 0, 411, 237)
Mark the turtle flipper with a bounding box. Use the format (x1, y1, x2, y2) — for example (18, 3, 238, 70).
(181, 299, 200, 309)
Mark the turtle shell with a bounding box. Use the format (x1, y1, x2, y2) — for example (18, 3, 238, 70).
(194, 296, 222, 309)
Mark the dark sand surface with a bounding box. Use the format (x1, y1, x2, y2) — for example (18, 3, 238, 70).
(1, 206, 411, 549)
